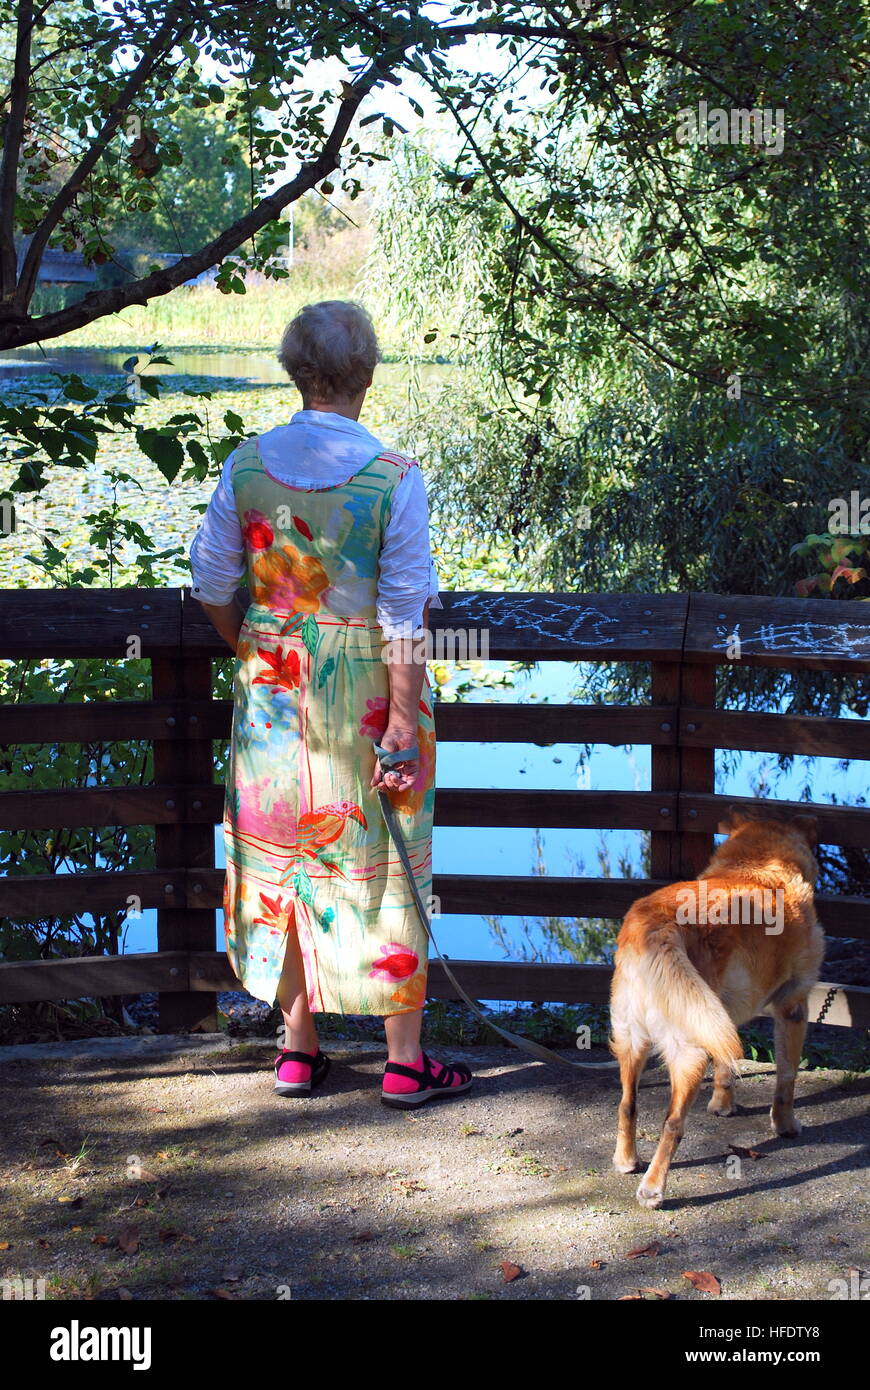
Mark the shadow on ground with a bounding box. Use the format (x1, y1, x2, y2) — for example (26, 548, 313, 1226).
(0, 1037, 867, 1301)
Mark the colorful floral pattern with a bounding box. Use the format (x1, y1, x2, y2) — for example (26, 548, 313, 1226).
(222, 438, 436, 1014)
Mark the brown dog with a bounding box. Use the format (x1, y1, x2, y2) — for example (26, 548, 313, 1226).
(610, 808, 824, 1208)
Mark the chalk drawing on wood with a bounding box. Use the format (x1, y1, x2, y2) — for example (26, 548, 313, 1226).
(447, 594, 621, 646)
(714, 621, 870, 661)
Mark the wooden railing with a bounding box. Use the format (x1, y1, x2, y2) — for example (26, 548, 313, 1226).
(1, 588, 869, 1033)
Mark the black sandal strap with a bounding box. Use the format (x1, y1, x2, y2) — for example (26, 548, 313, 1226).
(383, 1053, 470, 1091)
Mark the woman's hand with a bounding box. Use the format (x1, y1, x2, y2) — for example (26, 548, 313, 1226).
(370, 722, 419, 792)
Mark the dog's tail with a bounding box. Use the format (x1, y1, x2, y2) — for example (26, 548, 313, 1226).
(636, 921, 743, 1065)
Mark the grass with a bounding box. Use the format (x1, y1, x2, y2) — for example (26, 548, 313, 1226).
(23, 227, 405, 353)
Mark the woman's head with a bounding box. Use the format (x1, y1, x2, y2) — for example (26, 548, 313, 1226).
(277, 299, 381, 406)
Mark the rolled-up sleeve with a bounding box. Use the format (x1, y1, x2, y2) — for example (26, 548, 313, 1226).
(188, 452, 247, 605)
(377, 463, 442, 639)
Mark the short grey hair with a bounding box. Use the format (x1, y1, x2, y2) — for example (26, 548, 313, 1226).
(277, 299, 381, 400)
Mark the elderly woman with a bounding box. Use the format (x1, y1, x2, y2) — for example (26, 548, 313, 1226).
(189, 300, 472, 1108)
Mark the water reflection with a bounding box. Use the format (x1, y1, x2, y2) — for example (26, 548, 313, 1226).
(0, 346, 450, 386)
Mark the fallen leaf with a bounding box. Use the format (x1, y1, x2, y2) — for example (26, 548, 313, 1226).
(728, 1144, 764, 1161)
(0, 1241, 10, 1251)
(57, 1196, 82, 1208)
(146, 1108, 167, 1113)
(350, 1231, 375, 1243)
(37, 1239, 49, 1249)
(640, 1287, 673, 1299)
(589, 1259, 606, 1269)
(130, 1169, 159, 1183)
(208, 1288, 239, 1300)
(500, 1260, 523, 1283)
(626, 1241, 661, 1259)
(71, 1225, 82, 1233)
(91, 1235, 109, 1247)
(618, 1294, 643, 1300)
(682, 1270, 721, 1295)
(117, 1225, 140, 1256)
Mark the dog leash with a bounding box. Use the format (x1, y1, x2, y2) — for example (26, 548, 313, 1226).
(373, 741, 618, 1071)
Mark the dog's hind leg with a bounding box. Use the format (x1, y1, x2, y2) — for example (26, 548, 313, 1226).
(708, 1059, 738, 1116)
(636, 1045, 707, 1209)
(770, 994, 808, 1137)
(612, 1040, 649, 1174)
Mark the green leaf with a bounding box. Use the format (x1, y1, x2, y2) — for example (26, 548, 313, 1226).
(293, 865, 314, 907)
(317, 655, 335, 688)
(302, 614, 319, 656)
(135, 429, 185, 482)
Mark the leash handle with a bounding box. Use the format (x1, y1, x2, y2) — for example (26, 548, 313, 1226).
(372, 740, 418, 770)
(372, 746, 617, 1072)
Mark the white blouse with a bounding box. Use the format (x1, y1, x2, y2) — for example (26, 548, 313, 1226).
(189, 409, 443, 639)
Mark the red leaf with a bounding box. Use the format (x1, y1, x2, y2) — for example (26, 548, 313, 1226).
(728, 1144, 764, 1160)
(682, 1270, 721, 1294)
(626, 1241, 661, 1259)
(292, 515, 313, 541)
(500, 1260, 523, 1283)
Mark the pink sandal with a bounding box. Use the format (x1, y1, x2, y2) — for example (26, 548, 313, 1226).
(381, 1050, 473, 1109)
(274, 1048, 331, 1097)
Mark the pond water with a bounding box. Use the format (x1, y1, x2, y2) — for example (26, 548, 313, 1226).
(2, 346, 866, 986)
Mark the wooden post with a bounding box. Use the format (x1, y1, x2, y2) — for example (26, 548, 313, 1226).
(152, 651, 218, 1033)
(650, 662, 681, 878)
(678, 662, 716, 877)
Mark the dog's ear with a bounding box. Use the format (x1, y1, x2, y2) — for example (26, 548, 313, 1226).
(792, 814, 818, 850)
(717, 804, 748, 836)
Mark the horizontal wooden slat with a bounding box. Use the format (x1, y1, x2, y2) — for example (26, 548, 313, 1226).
(434, 703, 678, 744)
(1, 700, 864, 761)
(0, 701, 681, 746)
(0, 786, 674, 831)
(0, 951, 190, 1003)
(679, 708, 870, 761)
(191, 590, 690, 660)
(0, 870, 185, 916)
(0, 699, 231, 743)
(0, 786, 221, 829)
(685, 593, 870, 671)
(0, 589, 181, 657)
(677, 793, 870, 848)
(1, 868, 864, 943)
(2, 590, 868, 668)
(1, 951, 867, 1027)
(436, 789, 678, 829)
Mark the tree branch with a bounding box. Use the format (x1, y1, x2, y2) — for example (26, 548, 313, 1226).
(0, 0, 35, 305)
(0, 45, 406, 349)
(12, 0, 195, 315)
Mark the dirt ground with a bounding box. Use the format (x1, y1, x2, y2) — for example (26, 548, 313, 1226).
(0, 1036, 867, 1302)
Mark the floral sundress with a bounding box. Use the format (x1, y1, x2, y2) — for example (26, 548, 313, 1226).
(221, 435, 436, 1016)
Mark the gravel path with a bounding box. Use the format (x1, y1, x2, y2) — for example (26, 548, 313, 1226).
(0, 1037, 867, 1301)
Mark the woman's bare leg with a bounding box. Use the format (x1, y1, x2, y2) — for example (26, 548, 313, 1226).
(276, 926, 318, 1054)
(384, 1007, 423, 1063)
